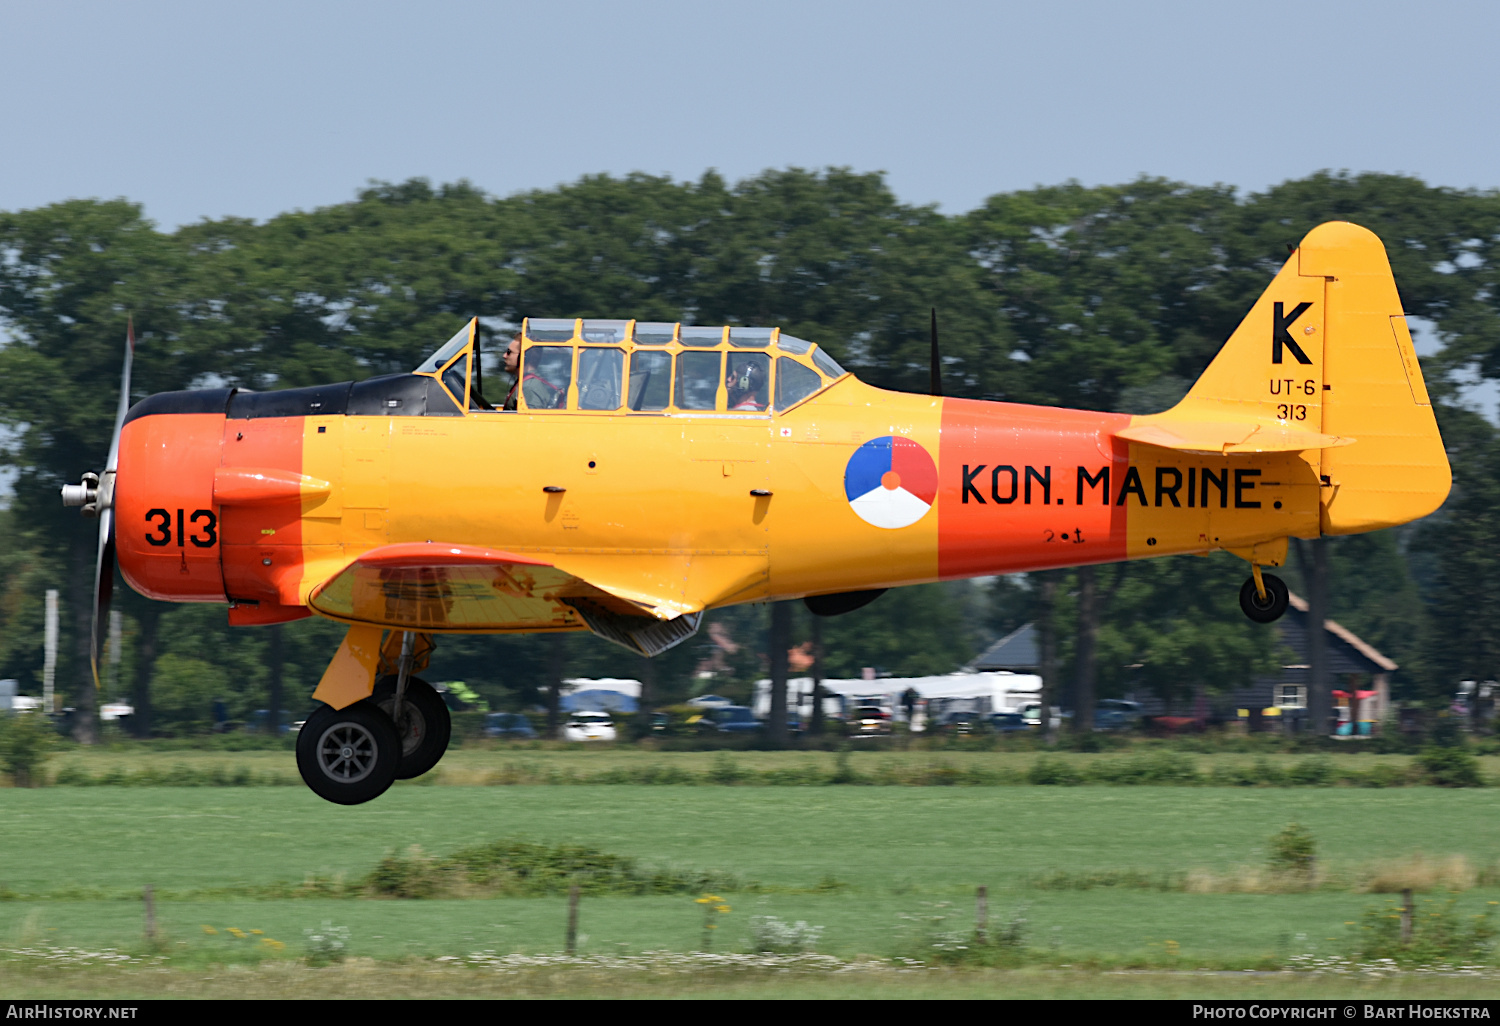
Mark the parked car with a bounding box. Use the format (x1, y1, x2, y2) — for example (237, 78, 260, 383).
(485, 712, 538, 739)
(988, 712, 1028, 733)
(1020, 703, 1062, 730)
(563, 711, 616, 742)
(940, 710, 987, 735)
(1095, 699, 1144, 730)
(697, 705, 761, 734)
(849, 705, 892, 737)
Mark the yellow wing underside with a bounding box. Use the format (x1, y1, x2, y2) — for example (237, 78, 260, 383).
(305, 542, 704, 659)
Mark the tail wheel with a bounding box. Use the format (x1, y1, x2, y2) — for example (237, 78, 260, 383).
(296, 701, 401, 805)
(371, 675, 452, 780)
(1239, 573, 1290, 623)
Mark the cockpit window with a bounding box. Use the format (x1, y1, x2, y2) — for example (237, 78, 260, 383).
(729, 327, 773, 349)
(526, 318, 577, 343)
(629, 350, 671, 410)
(520, 346, 572, 410)
(633, 322, 676, 346)
(440, 352, 469, 408)
(776, 333, 812, 356)
(577, 348, 624, 410)
(679, 326, 724, 348)
(775, 357, 822, 411)
(726, 353, 770, 411)
(581, 320, 628, 345)
(811, 346, 847, 378)
(414, 321, 474, 374)
(675, 351, 721, 410)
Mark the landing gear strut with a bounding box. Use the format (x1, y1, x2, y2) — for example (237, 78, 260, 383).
(371, 630, 451, 779)
(372, 674, 451, 779)
(1239, 565, 1290, 623)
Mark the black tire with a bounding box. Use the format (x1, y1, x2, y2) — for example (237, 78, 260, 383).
(1239, 573, 1290, 623)
(296, 701, 401, 805)
(370, 675, 452, 780)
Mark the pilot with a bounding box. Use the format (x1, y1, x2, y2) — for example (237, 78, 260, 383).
(726, 360, 767, 411)
(501, 333, 566, 411)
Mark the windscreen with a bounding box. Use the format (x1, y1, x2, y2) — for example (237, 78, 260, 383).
(414, 320, 474, 373)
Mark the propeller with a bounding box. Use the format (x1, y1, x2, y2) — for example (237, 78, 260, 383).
(930, 307, 942, 397)
(60, 318, 134, 687)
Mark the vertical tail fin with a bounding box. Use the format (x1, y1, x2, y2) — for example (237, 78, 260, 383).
(1158, 221, 1449, 535)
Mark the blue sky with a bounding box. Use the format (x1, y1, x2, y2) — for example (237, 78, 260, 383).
(2, 0, 1495, 228)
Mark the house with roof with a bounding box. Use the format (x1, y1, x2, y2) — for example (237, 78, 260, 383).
(1227, 592, 1395, 733)
(971, 595, 1396, 733)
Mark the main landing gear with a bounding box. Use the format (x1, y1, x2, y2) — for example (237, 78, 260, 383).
(1239, 565, 1290, 623)
(296, 629, 453, 804)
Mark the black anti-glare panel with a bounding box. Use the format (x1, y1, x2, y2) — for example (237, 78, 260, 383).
(227, 382, 352, 420)
(121, 388, 235, 427)
(347, 374, 438, 417)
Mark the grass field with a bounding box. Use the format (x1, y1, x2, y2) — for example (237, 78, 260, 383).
(38, 738, 1500, 787)
(5, 756, 1500, 997)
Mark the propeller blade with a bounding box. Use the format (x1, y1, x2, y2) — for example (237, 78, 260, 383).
(929, 307, 942, 398)
(91, 509, 114, 689)
(104, 317, 134, 475)
(91, 319, 134, 687)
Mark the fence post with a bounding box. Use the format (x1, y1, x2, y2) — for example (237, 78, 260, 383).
(143, 885, 157, 944)
(565, 883, 580, 955)
(976, 885, 988, 944)
(1401, 888, 1414, 945)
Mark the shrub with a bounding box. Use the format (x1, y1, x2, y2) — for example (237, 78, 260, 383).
(1347, 896, 1496, 966)
(303, 921, 350, 965)
(1417, 747, 1484, 787)
(1268, 823, 1317, 878)
(363, 837, 746, 898)
(1027, 756, 1082, 785)
(150, 655, 228, 735)
(1209, 758, 1284, 787)
(827, 747, 863, 785)
(749, 915, 823, 953)
(1286, 757, 1334, 786)
(0, 712, 55, 787)
(899, 900, 1029, 966)
(1348, 762, 1414, 788)
(1428, 717, 1465, 749)
(707, 752, 746, 785)
(1089, 751, 1199, 785)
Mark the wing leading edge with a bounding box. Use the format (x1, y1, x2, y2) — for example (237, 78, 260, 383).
(306, 542, 702, 657)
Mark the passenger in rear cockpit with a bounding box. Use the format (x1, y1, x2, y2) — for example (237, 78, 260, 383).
(726, 359, 767, 411)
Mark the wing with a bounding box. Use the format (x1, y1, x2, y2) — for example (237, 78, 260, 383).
(305, 542, 702, 656)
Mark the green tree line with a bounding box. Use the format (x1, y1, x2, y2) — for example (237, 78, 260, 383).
(2, 169, 1498, 737)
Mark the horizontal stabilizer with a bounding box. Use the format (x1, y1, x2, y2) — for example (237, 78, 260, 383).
(1115, 420, 1355, 455)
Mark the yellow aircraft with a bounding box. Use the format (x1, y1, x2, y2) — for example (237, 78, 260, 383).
(61, 221, 1449, 804)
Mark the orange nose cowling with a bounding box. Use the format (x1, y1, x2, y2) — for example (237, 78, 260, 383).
(115, 413, 227, 602)
(217, 416, 306, 610)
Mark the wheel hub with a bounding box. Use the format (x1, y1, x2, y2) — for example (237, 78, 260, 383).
(316, 722, 379, 783)
(380, 699, 427, 758)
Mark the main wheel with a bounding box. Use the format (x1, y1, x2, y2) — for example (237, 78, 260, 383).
(371, 675, 452, 779)
(296, 701, 402, 805)
(1239, 573, 1290, 623)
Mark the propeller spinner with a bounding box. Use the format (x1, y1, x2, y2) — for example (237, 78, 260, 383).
(60, 318, 134, 687)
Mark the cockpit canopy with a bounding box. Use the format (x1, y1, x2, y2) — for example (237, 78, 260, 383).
(413, 318, 847, 415)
